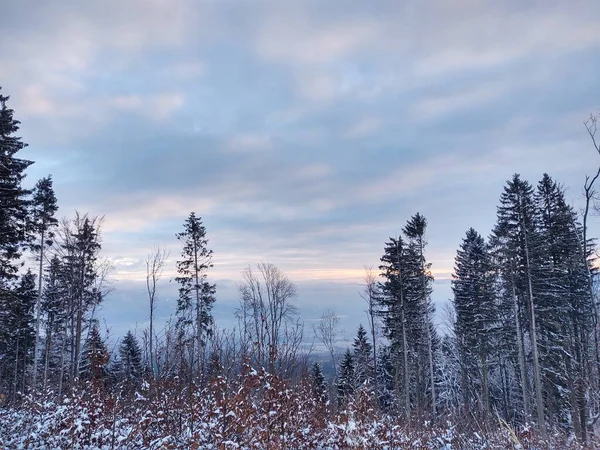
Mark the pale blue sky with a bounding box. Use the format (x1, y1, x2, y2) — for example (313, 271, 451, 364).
(2, 0, 600, 345)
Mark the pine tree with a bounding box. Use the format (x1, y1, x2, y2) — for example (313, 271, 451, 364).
(352, 325, 373, 387)
(310, 362, 328, 404)
(337, 349, 355, 408)
(175, 212, 216, 377)
(118, 331, 144, 386)
(29, 175, 58, 390)
(451, 228, 497, 417)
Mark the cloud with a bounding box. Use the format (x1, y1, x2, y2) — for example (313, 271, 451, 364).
(2, 0, 600, 338)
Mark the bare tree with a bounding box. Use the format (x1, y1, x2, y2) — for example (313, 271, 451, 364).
(236, 263, 299, 373)
(146, 245, 169, 378)
(584, 114, 600, 391)
(359, 266, 378, 380)
(313, 309, 342, 377)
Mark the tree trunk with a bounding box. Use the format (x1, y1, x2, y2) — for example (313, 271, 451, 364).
(32, 227, 45, 391)
(512, 277, 530, 418)
(480, 350, 490, 420)
(522, 227, 546, 435)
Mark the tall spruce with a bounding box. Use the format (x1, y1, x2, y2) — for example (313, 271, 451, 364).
(534, 174, 592, 439)
(379, 236, 411, 422)
(403, 213, 437, 418)
(491, 174, 545, 433)
(29, 175, 58, 390)
(0, 87, 32, 283)
(175, 212, 216, 377)
(452, 228, 497, 417)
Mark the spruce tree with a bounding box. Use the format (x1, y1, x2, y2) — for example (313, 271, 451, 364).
(491, 174, 545, 432)
(58, 214, 102, 380)
(310, 362, 328, 404)
(0, 87, 32, 283)
(451, 228, 497, 416)
(79, 320, 109, 381)
(29, 175, 58, 390)
(403, 213, 437, 418)
(379, 236, 411, 421)
(375, 346, 395, 411)
(40, 255, 67, 390)
(0, 270, 36, 397)
(352, 325, 374, 387)
(175, 212, 216, 376)
(337, 349, 355, 408)
(118, 331, 144, 385)
(534, 174, 592, 438)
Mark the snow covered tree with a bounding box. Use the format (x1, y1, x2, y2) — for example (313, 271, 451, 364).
(0, 271, 36, 398)
(79, 320, 109, 381)
(490, 174, 545, 432)
(337, 349, 355, 408)
(379, 236, 411, 421)
(56, 214, 103, 380)
(352, 325, 373, 387)
(533, 174, 593, 439)
(39, 255, 68, 390)
(236, 263, 300, 374)
(117, 331, 144, 386)
(452, 228, 497, 417)
(175, 212, 216, 377)
(403, 213, 438, 418)
(28, 175, 58, 390)
(310, 362, 328, 404)
(0, 87, 32, 283)
(375, 346, 395, 411)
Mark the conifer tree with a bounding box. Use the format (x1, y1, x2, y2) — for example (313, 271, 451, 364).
(379, 236, 411, 421)
(403, 213, 438, 418)
(0, 87, 32, 283)
(175, 212, 216, 377)
(534, 174, 592, 439)
(452, 228, 497, 417)
(118, 331, 144, 385)
(375, 346, 395, 411)
(40, 255, 67, 390)
(352, 325, 373, 387)
(57, 214, 103, 380)
(491, 174, 545, 433)
(79, 320, 109, 381)
(0, 270, 36, 398)
(310, 362, 328, 404)
(29, 175, 58, 390)
(337, 349, 355, 408)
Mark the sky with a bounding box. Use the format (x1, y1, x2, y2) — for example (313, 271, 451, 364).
(1, 0, 600, 349)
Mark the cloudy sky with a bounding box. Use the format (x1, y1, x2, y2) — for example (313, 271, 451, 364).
(2, 0, 600, 345)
